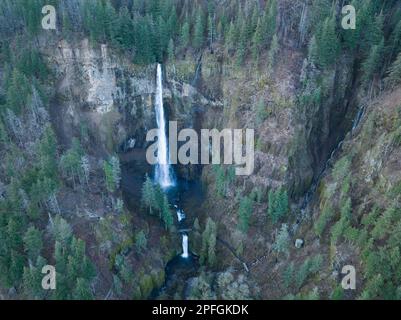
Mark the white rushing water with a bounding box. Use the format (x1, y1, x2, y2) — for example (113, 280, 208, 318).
(177, 209, 185, 222)
(181, 234, 189, 258)
(155, 64, 174, 189)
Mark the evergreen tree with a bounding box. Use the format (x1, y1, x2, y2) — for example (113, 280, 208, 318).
(316, 16, 339, 67)
(273, 224, 290, 256)
(362, 37, 385, 86)
(236, 18, 248, 66)
(200, 218, 217, 267)
(72, 278, 93, 300)
(268, 188, 289, 223)
(386, 52, 401, 88)
(6, 69, 30, 114)
(207, 13, 215, 49)
(37, 126, 58, 181)
(114, 6, 134, 50)
(180, 20, 190, 48)
(135, 230, 147, 253)
(60, 138, 83, 188)
(238, 195, 253, 233)
(110, 156, 121, 190)
(141, 174, 156, 215)
(23, 226, 43, 262)
(262, 0, 277, 46)
(52, 216, 72, 246)
(193, 9, 205, 49)
(161, 195, 173, 230)
(251, 18, 263, 64)
(167, 38, 175, 61)
(267, 34, 279, 69)
(225, 21, 238, 52)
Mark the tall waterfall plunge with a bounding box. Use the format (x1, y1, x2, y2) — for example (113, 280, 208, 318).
(154, 64, 189, 259)
(155, 64, 174, 189)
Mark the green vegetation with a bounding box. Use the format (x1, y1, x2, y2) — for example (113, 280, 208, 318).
(273, 224, 291, 256)
(238, 195, 254, 233)
(141, 175, 173, 231)
(268, 188, 289, 223)
(200, 218, 217, 268)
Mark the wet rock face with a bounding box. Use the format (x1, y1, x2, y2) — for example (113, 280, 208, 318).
(45, 39, 214, 161)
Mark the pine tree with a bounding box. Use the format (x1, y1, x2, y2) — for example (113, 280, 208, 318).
(388, 20, 401, 61)
(81, 155, 90, 185)
(135, 230, 147, 253)
(251, 18, 263, 64)
(103, 160, 114, 193)
(236, 18, 248, 66)
(37, 126, 58, 181)
(362, 37, 385, 86)
(23, 226, 43, 262)
(161, 195, 173, 230)
(141, 174, 157, 215)
(6, 69, 30, 114)
(386, 52, 401, 88)
(167, 38, 175, 61)
(262, 0, 277, 46)
(110, 156, 121, 190)
(115, 6, 134, 50)
(225, 21, 238, 52)
(274, 224, 290, 256)
(308, 35, 319, 64)
(180, 20, 190, 48)
(193, 10, 205, 50)
(52, 215, 72, 246)
(238, 195, 253, 233)
(207, 13, 215, 49)
(72, 278, 93, 300)
(267, 34, 279, 69)
(316, 16, 339, 67)
(268, 188, 289, 223)
(200, 218, 217, 267)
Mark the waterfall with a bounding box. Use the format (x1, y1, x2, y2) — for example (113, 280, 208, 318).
(181, 234, 189, 258)
(177, 209, 185, 222)
(155, 64, 174, 188)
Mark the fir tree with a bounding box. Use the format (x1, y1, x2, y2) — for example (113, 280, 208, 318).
(273, 224, 290, 256)
(386, 52, 401, 88)
(180, 20, 190, 48)
(193, 9, 205, 49)
(362, 37, 385, 86)
(316, 16, 339, 67)
(23, 226, 43, 262)
(200, 218, 217, 267)
(238, 195, 253, 233)
(251, 18, 263, 64)
(161, 195, 173, 230)
(72, 278, 93, 300)
(141, 174, 156, 215)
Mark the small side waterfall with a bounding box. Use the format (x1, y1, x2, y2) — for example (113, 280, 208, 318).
(181, 234, 189, 258)
(294, 104, 368, 233)
(155, 63, 174, 189)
